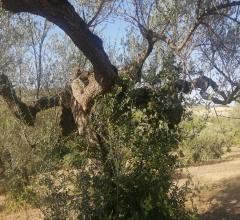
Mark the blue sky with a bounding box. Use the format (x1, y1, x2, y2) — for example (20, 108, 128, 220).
(99, 19, 128, 44)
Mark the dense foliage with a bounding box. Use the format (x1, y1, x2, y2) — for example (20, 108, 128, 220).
(179, 106, 240, 164)
(1, 1, 240, 219)
(0, 57, 197, 220)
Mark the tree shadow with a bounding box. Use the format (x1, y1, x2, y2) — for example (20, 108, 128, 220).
(199, 176, 240, 220)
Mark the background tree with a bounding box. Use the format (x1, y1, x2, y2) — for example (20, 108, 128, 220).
(25, 16, 51, 98)
(0, 0, 239, 219)
(0, 0, 239, 133)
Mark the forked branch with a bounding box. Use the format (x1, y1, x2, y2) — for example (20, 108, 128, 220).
(0, 74, 68, 126)
(1, 0, 117, 88)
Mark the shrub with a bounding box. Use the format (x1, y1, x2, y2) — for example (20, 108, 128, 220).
(0, 57, 197, 220)
(31, 78, 196, 220)
(179, 110, 235, 164)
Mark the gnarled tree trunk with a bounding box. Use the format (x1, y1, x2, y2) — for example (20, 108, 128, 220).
(1, 0, 118, 135)
(0, 0, 237, 136)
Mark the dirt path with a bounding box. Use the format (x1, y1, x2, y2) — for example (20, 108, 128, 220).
(181, 147, 240, 220)
(0, 194, 42, 220)
(1, 147, 240, 219)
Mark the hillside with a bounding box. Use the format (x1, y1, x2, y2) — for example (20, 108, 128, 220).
(192, 105, 233, 118)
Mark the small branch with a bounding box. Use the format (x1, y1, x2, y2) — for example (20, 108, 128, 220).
(152, 1, 240, 52)
(177, 0, 240, 51)
(217, 13, 240, 24)
(1, 0, 118, 89)
(200, 48, 236, 86)
(176, 21, 201, 52)
(201, 1, 240, 17)
(152, 31, 178, 50)
(87, 0, 106, 27)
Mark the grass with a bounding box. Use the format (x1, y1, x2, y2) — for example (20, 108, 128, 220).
(179, 105, 240, 165)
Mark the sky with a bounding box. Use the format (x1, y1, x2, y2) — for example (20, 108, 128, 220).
(99, 19, 128, 45)
(14, 1, 239, 106)
(38, 11, 129, 61)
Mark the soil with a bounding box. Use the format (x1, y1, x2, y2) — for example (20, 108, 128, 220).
(0, 196, 42, 220)
(1, 146, 240, 220)
(180, 146, 240, 220)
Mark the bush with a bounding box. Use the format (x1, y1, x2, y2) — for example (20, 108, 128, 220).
(179, 109, 236, 164)
(0, 98, 63, 200)
(0, 57, 197, 220)
(30, 78, 196, 220)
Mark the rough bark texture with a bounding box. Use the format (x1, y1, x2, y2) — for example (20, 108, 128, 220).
(60, 106, 77, 136)
(1, 0, 239, 136)
(0, 158, 5, 176)
(1, 72, 233, 133)
(1, 0, 118, 135)
(0, 74, 75, 134)
(1, 0, 117, 86)
(70, 71, 103, 134)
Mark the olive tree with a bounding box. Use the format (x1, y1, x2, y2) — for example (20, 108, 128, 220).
(0, 0, 239, 135)
(0, 1, 239, 218)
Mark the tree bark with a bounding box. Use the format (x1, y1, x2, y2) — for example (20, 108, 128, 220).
(0, 74, 72, 127)
(1, 0, 118, 134)
(1, 0, 117, 87)
(1, 0, 239, 135)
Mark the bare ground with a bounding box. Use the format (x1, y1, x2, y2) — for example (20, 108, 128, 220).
(0, 194, 42, 220)
(181, 146, 240, 220)
(1, 146, 240, 219)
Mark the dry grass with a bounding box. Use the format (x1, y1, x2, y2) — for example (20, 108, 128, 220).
(192, 105, 233, 118)
(0, 194, 42, 220)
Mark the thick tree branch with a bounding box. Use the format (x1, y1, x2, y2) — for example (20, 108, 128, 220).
(0, 74, 36, 125)
(135, 30, 155, 82)
(1, 0, 119, 135)
(87, 0, 106, 27)
(1, 0, 117, 89)
(0, 74, 68, 125)
(0, 74, 78, 135)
